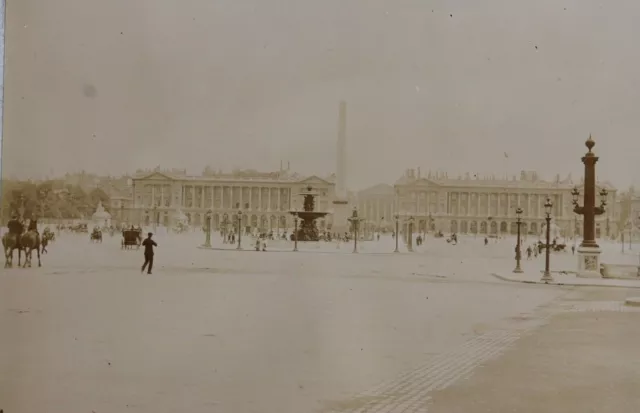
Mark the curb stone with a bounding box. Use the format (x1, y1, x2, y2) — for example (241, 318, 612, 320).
(490, 273, 640, 289)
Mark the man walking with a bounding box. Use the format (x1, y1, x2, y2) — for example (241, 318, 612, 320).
(141, 232, 157, 274)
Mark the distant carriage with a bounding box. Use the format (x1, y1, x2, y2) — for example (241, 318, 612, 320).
(90, 228, 103, 243)
(122, 229, 142, 250)
(70, 223, 88, 233)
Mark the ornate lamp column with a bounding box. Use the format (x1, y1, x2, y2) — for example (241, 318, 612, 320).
(541, 198, 554, 283)
(572, 135, 608, 278)
(513, 207, 524, 273)
(203, 209, 212, 248)
(236, 209, 243, 250)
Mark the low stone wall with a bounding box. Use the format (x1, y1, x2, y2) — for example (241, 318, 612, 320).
(601, 263, 640, 279)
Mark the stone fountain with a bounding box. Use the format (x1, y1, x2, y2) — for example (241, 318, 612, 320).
(289, 186, 329, 241)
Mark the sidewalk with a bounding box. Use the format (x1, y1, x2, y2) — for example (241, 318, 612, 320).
(195, 238, 407, 255)
(492, 271, 640, 289)
(426, 307, 640, 413)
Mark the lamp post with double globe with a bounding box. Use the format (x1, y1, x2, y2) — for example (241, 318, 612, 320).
(393, 213, 400, 253)
(541, 198, 554, 283)
(203, 209, 212, 248)
(236, 209, 243, 250)
(292, 211, 299, 252)
(513, 207, 524, 273)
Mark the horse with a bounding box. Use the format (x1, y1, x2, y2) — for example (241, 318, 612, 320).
(20, 230, 41, 268)
(2, 232, 22, 268)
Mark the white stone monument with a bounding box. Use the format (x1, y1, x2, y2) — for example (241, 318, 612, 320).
(91, 201, 111, 229)
(331, 100, 352, 233)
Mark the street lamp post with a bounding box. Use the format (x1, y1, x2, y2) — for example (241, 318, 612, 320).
(221, 215, 229, 243)
(394, 213, 400, 253)
(541, 198, 554, 283)
(18, 194, 26, 220)
(204, 209, 212, 248)
(571, 136, 608, 277)
(152, 205, 158, 233)
(513, 207, 524, 273)
(293, 212, 299, 252)
(406, 216, 415, 252)
(236, 209, 243, 250)
(347, 208, 362, 253)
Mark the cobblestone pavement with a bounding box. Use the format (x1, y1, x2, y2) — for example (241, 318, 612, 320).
(0, 234, 628, 412)
(423, 287, 640, 413)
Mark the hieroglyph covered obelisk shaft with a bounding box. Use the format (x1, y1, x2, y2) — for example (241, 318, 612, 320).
(332, 101, 350, 233)
(336, 100, 347, 200)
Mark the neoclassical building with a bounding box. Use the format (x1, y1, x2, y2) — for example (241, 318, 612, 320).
(130, 167, 337, 232)
(357, 169, 618, 238)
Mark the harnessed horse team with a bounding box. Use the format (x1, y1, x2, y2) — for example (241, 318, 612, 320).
(2, 215, 44, 268)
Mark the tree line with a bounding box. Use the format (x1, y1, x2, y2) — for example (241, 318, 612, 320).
(1, 179, 111, 221)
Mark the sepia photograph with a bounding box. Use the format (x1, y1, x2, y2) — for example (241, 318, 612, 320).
(1, 1, 640, 412)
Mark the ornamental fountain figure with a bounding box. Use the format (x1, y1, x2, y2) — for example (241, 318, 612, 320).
(289, 186, 329, 242)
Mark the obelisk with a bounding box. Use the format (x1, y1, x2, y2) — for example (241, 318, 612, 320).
(332, 101, 350, 233)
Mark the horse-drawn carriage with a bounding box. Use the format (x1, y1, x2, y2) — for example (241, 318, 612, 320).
(537, 241, 566, 253)
(90, 227, 103, 243)
(71, 223, 88, 233)
(122, 228, 142, 249)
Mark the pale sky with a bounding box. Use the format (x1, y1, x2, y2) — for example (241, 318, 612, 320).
(3, 0, 640, 190)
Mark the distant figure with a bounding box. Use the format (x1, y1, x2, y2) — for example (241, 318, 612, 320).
(571, 244, 576, 255)
(526, 246, 532, 259)
(141, 232, 157, 274)
(484, 237, 488, 246)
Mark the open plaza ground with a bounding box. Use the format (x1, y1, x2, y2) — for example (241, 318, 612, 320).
(2, 231, 640, 412)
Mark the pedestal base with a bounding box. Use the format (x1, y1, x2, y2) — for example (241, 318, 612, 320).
(576, 246, 602, 278)
(331, 199, 351, 234)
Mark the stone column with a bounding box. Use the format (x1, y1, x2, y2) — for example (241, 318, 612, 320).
(457, 193, 461, 216)
(191, 186, 195, 209)
(151, 185, 156, 207)
(268, 188, 272, 211)
(259, 188, 262, 211)
(467, 193, 471, 216)
(278, 189, 282, 211)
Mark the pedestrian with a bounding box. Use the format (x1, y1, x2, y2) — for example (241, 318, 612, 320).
(141, 232, 158, 274)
